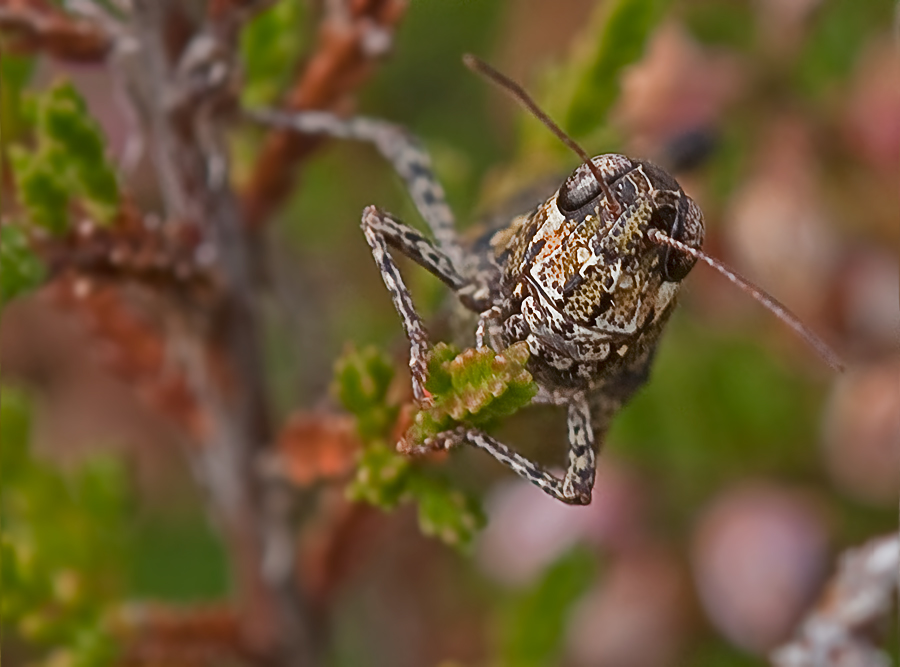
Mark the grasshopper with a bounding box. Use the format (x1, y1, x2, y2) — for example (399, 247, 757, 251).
(250, 56, 841, 505)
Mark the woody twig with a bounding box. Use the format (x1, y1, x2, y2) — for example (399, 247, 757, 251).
(0, 0, 112, 62)
(241, 0, 407, 228)
(771, 533, 900, 667)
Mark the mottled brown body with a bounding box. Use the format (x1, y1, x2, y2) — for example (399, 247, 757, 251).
(476, 155, 704, 434)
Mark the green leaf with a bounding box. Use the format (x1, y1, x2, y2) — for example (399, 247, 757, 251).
(333, 345, 400, 440)
(404, 342, 538, 447)
(1, 387, 126, 664)
(41, 82, 119, 222)
(0, 54, 36, 150)
(240, 0, 307, 107)
(345, 442, 486, 550)
(498, 548, 597, 667)
(9, 146, 71, 234)
(410, 475, 486, 551)
(9, 81, 119, 233)
(0, 224, 46, 307)
(423, 341, 460, 395)
(339, 341, 527, 550)
(346, 443, 411, 508)
(0, 387, 33, 486)
(0, 53, 35, 96)
(564, 0, 668, 138)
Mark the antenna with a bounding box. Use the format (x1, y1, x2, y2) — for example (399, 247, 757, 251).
(462, 54, 621, 216)
(464, 53, 844, 373)
(648, 229, 844, 372)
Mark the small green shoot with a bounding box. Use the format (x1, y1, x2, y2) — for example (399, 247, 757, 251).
(403, 341, 538, 447)
(9, 81, 120, 234)
(336, 342, 538, 551)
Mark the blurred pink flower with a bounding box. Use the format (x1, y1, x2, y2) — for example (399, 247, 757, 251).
(842, 39, 900, 175)
(476, 460, 646, 586)
(691, 482, 830, 653)
(822, 358, 900, 505)
(834, 249, 899, 355)
(614, 23, 745, 156)
(725, 117, 841, 320)
(566, 548, 692, 667)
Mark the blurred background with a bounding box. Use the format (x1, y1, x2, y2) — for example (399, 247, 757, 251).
(1, 0, 897, 665)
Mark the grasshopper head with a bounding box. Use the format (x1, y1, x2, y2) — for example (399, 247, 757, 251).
(518, 155, 704, 348)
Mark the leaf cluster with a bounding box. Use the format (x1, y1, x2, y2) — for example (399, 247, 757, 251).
(334, 345, 520, 550)
(1, 224, 45, 308)
(2, 74, 123, 312)
(404, 341, 538, 446)
(1, 388, 128, 666)
(9, 81, 119, 234)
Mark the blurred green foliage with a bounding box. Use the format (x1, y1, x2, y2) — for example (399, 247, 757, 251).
(502, 0, 670, 185)
(1, 224, 45, 310)
(240, 0, 308, 107)
(0, 54, 35, 146)
(610, 314, 822, 520)
(1, 388, 127, 666)
(563, 0, 669, 137)
(335, 345, 489, 550)
(680, 1, 756, 51)
(497, 548, 596, 667)
(9, 81, 119, 234)
(128, 513, 229, 602)
(794, 0, 893, 98)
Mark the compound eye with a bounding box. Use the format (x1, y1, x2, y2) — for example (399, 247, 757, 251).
(648, 204, 677, 235)
(650, 200, 696, 282)
(613, 177, 637, 205)
(557, 164, 604, 214)
(664, 244, 695, 282)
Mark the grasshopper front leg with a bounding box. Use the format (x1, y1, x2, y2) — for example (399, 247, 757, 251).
(360, 206, 469, 403)
(249, 109, 465, 267)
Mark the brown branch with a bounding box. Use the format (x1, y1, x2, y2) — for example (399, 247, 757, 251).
(300, 493, 383, 609)
(38, 204, 217, 300)
(118, 604, 250, 667)
(44, 278, 207, 441)
(771, 533, 900, 667)
(207, 0, 275, 26)
(240, 0, 408, 229)
(272, 411, 361, 487)
(34, 205, 217, 442)
(0, 0, 112, 62)
(120, 1, 318, 664)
